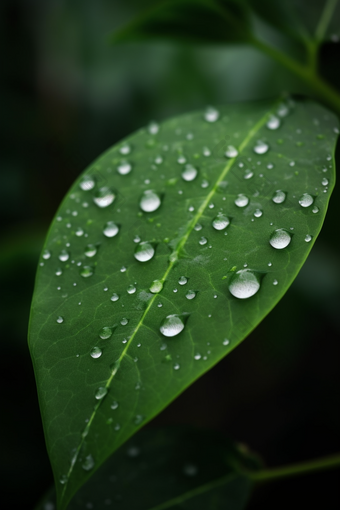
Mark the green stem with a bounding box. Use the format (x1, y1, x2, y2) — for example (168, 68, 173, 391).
(247, 453, 340, 483)
(315, 0, 339, 41)
(250, 36, 340, 117)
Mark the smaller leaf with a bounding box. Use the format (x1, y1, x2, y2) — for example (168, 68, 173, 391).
(37, 427, 257, 510)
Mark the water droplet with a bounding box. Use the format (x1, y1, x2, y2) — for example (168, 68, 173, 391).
(85, 244, 97, 257)
(212, 213, 230, 230)
(199, 236, 208, 245)
(140, 190, 161, 212)
(42, 249, 51, 260)
(322, 177, 329, 186)
(194, 223, 202, 231)
(305, 234, 312, 242)
(194, 353, 201, 360)
(160, 314, 186, 337)
(149, 280, 163, 293)
(177, 155, 186, 164)
(119, 143, 131, 155)
(99, 327, 113, 340)
(75, 227, 84, 237)
(80, 175, 95, 191)
(95, 387, 108, 400)
(56, 316, 64, 324)
(186, 290, 196, 300)
(59, 474, 68, 485)
(253, 140, 269, 154)
(203, 147, 211, 156)
(272, 190, 286, 204)
(134, 241, 155, 262)
(111, 293, 119, 302)
(82, 454, 95, 471)
(120, 318, 128, 326)
(181, 164, 198, 182)
(244, 170, 253, 179)
(266, 115, 281, 130)
(178, 276, 188, 285)
(117, 161, 132, 175)
(93, 187, 115, 208)
(59, 250, 70, 262)
(299, 193, 314, 208)
(273, 279, 278, 286)
(223, 339, 230, 345)
(103, 221, 119, 238)
(127, 284, 136, 294)
(173, 362, 180, 370)
(228, 269, 261, 299)
(277, 103, 289, 117)
(269, 229, 292, 249)
(312, 206, 319, 214)
(111, 401, 118, 410)
(55, 268, 63, 276)
(254, 209, 263, 218)
(201, 179, 209, 188)
(134, 414, 144, 425)
(204, 106, 219, 122)
(80, 266, 94, 278)
(235, 194, 249, 207)
(90, 347, 102, 359)
(225, 145, 238, 158)
(148, 121, 159, 134)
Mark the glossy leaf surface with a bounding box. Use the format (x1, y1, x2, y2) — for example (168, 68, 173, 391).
(28, 98, 338, 509)
(37, 427, 255, 510)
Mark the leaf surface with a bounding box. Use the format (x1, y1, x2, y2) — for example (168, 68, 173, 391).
(28, 97, 338, 509)
(37, 427, 256, 510)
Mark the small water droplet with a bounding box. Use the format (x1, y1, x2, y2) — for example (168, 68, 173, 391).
(229, 269, 261, 299)
(82, 454, 95, 471)
(199, 236, 208, 245)
(56, 316, 64, 324)
(93, 187, 116, 208)
(80, 175, 95, 191)
(272, 190, 286, 204)
(111, 293, 119, 302)
(150, 280, 163, 293)
(225, 145, 238, 158)
(178, 276, 188, 285)
(266, 115, 281, 130)
(95, 387, 108, 400)
(134, 241, 155, 262)
(90, 346, 102, 359)
(148, 121, 159, 134)
(273, 279, 278, 286)
(117, 161, 132, 175)
(75, 227, 84, 237)
(127, 284, 136, 294)
(140, 190, 161, 212)
(322, 177, 329, 186)
(59, 250, 70, 262)
(253, 140, 269, 154)
(204, 106, 219, 123)
(80, 266, 94, 278)
(177, 155, 186, 164)
(235, 194, 249, 207)
(194, 223, 202, 231)
(299, 193, 314, 208)
(201, 179, 209, 188)
(212, 213, 230, 230)
(111, 401, 118, 410)
(120, 318, 128, 326)
(160, 314, 186, 338)
(42, 249, 51, 260)
(203, 147, 211, 156)
(99, 327, 113, 340)
(186, 290, 196, 300)
(103, 221, 119, 238)
(55, 268, 63, 276)
(312, 206, 319, 214)
(277, 103, 289, 117)
(305, 234, 312, 242)
(254, 209, 263, 218)
(119, 143, 131, 155)
(181, 164, 198, 182)
(85, 244, 97, 257)
(244, 170, 254, 179)
(223, 339, 230, 345)
(269, 229, 292, 249)
(194, 353, 201, 360)
(59, 474, 68, 485)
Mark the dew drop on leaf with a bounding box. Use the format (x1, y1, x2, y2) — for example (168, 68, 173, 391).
(90, 347, 102, 359)
(59, 250, 70, 262)
(82, 454, 95, 471)
(160, 315, 185, 337)
(42, 249, 51, 260)
(80, 265, 94, 278)
(299, 193, 314, 207)
(322, 177, 329, 186)
(269, 229, 292, 249)
(117, 161, 132, 175)
(94, 387, 108, 400)
(103, 221, 119, 238)
(127, 284, 136, 294)
(223, 339, 230, 345)
(93, 187, 115, 208)
(111, 293, 119, 302)
(99, 327, 113, 340)
(272, 190, 286, 204)
(178, 276, 188, 285)
(55, 268, 62, 276)
(80, 175, 95, 191)
(119, 143, 131, 155)
(266, 115, 281, 130)
(139, 190, 161, 212)
(149, 280, 163, 293)
(253, 209, 263, 218)
(120, 318, 128, 326)
(56, 316, 64, 324)
(234, 194, 249, 207)
(225, 145, 238, 158)
(181, 164, 198, 182)
(111, 401, 118, 410)
(204, 106, 219, 123)
(148, 121, 159, 134)
(229, 269, 261, 299)
(173, 362, 180, 370)
(199, 236, 208, 245)
(134, 241, 155, 262)
(212, 213, 230, 230)
(185, 290, 196, 300)
(305, 234, 312, 242)
(253, 140, 269, 154)
(85, 244, 97, 257)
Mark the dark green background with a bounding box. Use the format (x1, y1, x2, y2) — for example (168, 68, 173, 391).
(1, 1, 339, 509)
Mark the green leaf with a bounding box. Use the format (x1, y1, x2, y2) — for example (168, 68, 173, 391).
(110, 0, 251, 45)
(37, 427, 256, 510)
(28, 97, 338, 509)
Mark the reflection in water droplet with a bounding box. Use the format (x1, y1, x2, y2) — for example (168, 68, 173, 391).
(228, 269, 261, 299)
(254, 209, 263, 218)
(82, 454, 95, 471)
(90, 347, 102, 359)
(186, 290, 196, 300)
(266, 115, 281, 130)
(140, 190, 161, 212)
(272, 190, 286, 204)
(305, 234, 312, 242)
(181, 164, 198, 182)
(299, 193, 314, 207)
(212, 213, 230, 230)
(95, 387, 108, 400)
(99, 327, 113, 340)
(134, 241, 155, 262)
(269, 229, 292, 249)
(85, 244, 97, 257)
(204, 106, 219, 122)
(111, 293, 119, 302)
(117, 161, 132, 175)
(235, 194, 249, 207)
(56, 316, 64, 324)
(253, 140, 269, 154)
(127, 284, 136, 294)
(225, 146, 238, 158)
(178, 276, 188, 285)
(80, 266, 94, 278)
(93, 187, 116, 208)
(42, 249, 51, 260)
(80, 175, 95, 191)
(120, 318, 128, 326)
(150, 280, 163, 293)
(59, 250, 70, 262)
(199, 236, 208, 245)
(160, 315, 186, 337)
(103, 221, 119, 238)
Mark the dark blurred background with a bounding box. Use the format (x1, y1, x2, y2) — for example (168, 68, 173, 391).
(0, 1, 339, 509)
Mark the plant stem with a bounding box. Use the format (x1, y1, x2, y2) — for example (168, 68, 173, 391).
(315, 0, 339, 41)
(247, 453, 340, 483)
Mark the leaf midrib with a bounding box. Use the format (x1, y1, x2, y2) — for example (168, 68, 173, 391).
(60, 100, 277, 506)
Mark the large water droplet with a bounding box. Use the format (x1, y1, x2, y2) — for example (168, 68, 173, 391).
(186, 290, 196, 300)
(134, 241, 155, 262)
(269, 229, 292, 249)
(272, 190, 286, 204)
(93, 187, 115, 208)
(127, 284, 136, 294)
(181, 164, 198, 182)
(90, 346, 102, 359)
(111, 293, 119, 302)
(82, 454, 95, 471)
(212, 213, 230, 230)
(228, 269, 261, 299)
(266, 115, 280, 130)
(225, 146, 238, 158)
(95, 387, 108, 400)
(199, 236, 208, 245)
(204, 106, 219, 123)
(254, 209, 263, 218)
(59, 250, 70, 262)
(140, 190, 161, 212)
(117, 161, 132, 175)
(85, 244, 97, 257)
(80, 265, 94, 278)
(178, 276, 188, 285)
(103, 221, 119, 238)
(234, 194, 249, 207)
(160, 314, 186, 338)
(149, 280, 163, 293)
(42, 249, 51, 260)
(305, 234, 312, 242)
(120, 318, 129, 326)
(253, 140, 269, 154)
(99, 326, 113, 340)
(56, 316, 64, 324)
(80, 175, 95, 191)
(299, 193, 314, 208)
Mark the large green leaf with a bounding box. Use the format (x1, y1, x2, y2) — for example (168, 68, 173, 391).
(37, 426, 257, 510)
(28, 97, 338, 509)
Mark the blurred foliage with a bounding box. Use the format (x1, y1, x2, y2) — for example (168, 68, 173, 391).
(0, 1, 339, 509)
